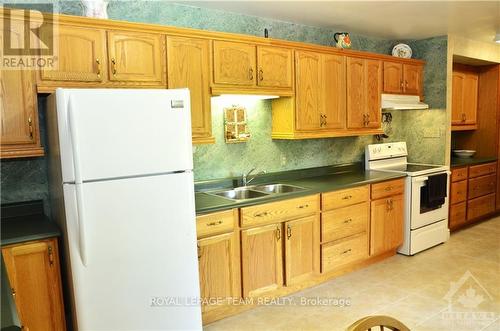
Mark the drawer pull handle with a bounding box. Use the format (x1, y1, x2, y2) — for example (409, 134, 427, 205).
(342, 248, 352, 255)
(343, 218, 352, 224)
(385, 186, 392, 191)
(111, 58, 117, 75)
(206, 220, 223, 227)
(197, 243, 201, 259)
(255, 211, 269, 217)
(276, 227, 281, 241)
(342, 195, 353, 200)
(249, 68, 254, 80)
(297, 204, 309, 209)
(287, 224, 292, 239)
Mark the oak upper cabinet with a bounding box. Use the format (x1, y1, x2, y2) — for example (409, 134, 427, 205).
(295, 51, 346, 131)
(167, 36, 214, 144)
(383, 61, 423, 96)
(1, 20, 44, 158)
(256, 46, 293, 88)
(347, 57, 382, 129)
(2, 238, 66, 331)
(370, 194, 404, 255)
(241, 223, 283, 297)
(383, 62, 403, 93)
(107, 31, 166, 85)
(452, 67, 478, 129)
(198, 232, 241, 311)
(213, 40, 256, 86)
(40, 24, 106, 83)
(295, 51, 321, 130)
(284, 215, 319, 286)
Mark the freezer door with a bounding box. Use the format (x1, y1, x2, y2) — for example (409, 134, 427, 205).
(55, 88, 193, 183)
(63, 172, 202, 330)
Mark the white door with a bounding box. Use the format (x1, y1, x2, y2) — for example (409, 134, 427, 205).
(63, 172, 202, 330)
(55, 88, 193, 182)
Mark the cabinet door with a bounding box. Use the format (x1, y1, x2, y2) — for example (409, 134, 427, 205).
(462, 73, 478, 125)
(365, 59, 382, 128)
(107, 31, 166, 85)
(403, 64, 423, 96)
(0, 22, 43, 158)
(347, 57, 381, 129)
(370, 194, 404, 256)
(383, 61, 403, 94)
(322, 54, 346, 129)
(285, 215, 319, 286)
(2, 239, 65, 331)
(167, 36, 213, 143)
(198, 232, 240, 312)
(213, 41, 256, 86)
(257, 46, 293, 88)
(241, 223, 283, 297)
(40, 25, 106, 82)
(295, 51, 321, 130)
(451, 71, 465, 124)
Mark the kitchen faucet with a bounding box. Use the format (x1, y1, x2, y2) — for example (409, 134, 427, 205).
(242, 168, 266, 186)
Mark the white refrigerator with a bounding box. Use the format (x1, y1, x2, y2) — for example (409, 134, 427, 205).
(47, 88, 202, 330)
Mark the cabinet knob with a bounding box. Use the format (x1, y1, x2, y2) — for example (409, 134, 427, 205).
(96, 58, 101, 77)
(28, 117, 34, 140)
(111, 58, 117, 75)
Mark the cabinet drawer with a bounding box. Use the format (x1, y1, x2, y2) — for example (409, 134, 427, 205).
(468, 174, 496, 199)
(451, 167, 468, 182)
(321, 233, 368, 273)
(467, 193, 496, 221)
(449, 202, 467, 229)
(196, 210, 236, 238)
(450, 180, 467, 204)
(322, 185, 369, 211)
(469, 162, 497, 178)
(371, 178, 405, 200)
(241, 195, 319, 227)
(321, 202, 368, 242)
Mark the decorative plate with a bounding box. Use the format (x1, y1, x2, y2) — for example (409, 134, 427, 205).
(392, 43, 412, 58)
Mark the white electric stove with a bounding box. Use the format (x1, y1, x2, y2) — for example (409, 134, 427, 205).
(365, 142, 450, 255)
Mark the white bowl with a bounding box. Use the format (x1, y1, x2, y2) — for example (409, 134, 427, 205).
(453, 150, 476, 158)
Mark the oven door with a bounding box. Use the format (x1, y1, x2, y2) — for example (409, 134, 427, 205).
(410, 171, 450, 230)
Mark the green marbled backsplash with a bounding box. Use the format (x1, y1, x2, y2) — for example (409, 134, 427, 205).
(1, 1, 448, 203)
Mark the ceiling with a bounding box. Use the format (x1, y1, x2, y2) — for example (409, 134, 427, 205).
(185, 0, 500, 44)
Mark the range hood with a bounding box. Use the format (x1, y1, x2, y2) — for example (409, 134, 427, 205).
(381, 94, 429, 110)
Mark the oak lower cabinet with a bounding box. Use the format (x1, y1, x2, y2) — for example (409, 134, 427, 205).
(346, 57, 382, 129)
(166, 36, 214, 144)
(196, 210, 240, 312)
(284, 215, 320, 286)
(241, 223, 283, 297)
(1, 238, 66, 331)
(320, 185, 370, 273)
(370, 194, 404, 255)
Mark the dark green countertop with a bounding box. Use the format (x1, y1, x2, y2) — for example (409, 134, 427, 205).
(195, 164, 406, 214)
(1, 201, 61, 247)
(451, 156, 497, 167)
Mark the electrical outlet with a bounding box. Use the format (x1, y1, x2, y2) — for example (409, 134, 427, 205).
(281, 156, 287, 166)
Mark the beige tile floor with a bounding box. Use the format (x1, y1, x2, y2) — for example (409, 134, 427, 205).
(205, 216, 500, 331)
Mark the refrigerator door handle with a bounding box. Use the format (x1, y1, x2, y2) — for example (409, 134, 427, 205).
(68, 98, 88, 266)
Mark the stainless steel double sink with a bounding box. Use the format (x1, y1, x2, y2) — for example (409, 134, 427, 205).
(206, 184, 308, 201)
